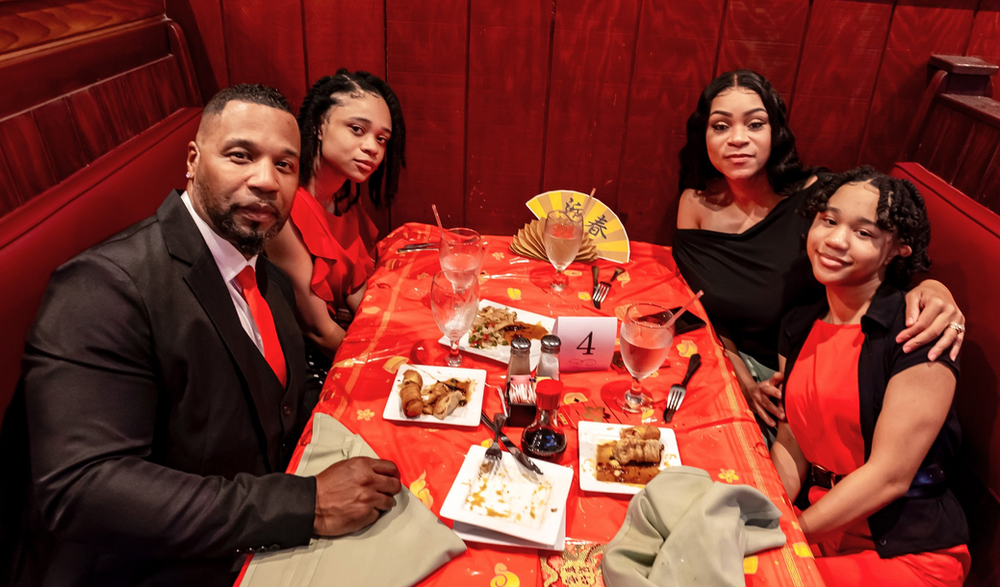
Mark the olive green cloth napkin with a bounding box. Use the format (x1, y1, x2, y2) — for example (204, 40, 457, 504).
(601, 466, 786, 587)
(239, 413, 467, 587)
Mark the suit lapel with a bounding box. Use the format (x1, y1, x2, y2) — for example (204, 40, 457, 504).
(158, 192, 283, 471)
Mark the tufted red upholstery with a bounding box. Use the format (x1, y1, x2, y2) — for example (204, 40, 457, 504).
(0, 108, 201, 424)
(891, 162, 1000, 587)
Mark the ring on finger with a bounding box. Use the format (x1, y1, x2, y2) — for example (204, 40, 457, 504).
(948, 322, 966, 334)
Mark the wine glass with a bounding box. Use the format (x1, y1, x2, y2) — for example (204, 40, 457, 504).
(543, 210, 584, 292)
(619, 303, 675, 413)
(430, 271, 480, 367)
(439, 227, 483, 289)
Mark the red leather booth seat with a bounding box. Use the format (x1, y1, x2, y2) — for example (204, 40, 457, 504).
(0, 108, 201, 424)
(892, 162, 1000, 587)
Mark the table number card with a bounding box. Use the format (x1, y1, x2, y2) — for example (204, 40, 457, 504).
(554, 316, 617, 372)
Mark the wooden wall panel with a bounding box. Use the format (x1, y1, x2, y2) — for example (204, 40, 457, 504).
(791, 0, 893, 172)
(0, 114, 55, 202)
(0, 156, 18, 217)
(861, 0, 978, 171)
(716, 0, 809, 101)
(304, 0, 386, 79)
(968, 0, 1000, 102)
(67, 87, 118, 163)
(953, 124, 1000, 200)
(165, 0, 229, 99)
(542, 0, 640, 214)
(221, 0, 308, 110)
(0, 0, 161, 54)
(618, 0, 725, 246)
(33, 98, 87, 181)
(465, 0, 551, 236)
(385, 0, 467, 228)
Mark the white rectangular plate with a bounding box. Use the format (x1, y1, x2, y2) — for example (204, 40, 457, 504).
(439, 445, 574, 546)
(382, 365, 487, 428)
(577, 421, 682, 495)
(438, 299, 556, 370)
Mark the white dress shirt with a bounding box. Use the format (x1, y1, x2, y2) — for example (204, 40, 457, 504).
(181, 192, 266, 356)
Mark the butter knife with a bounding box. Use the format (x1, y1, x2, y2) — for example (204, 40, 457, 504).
(591, 265, 600, 308)
(480, 412, 544, 476)
(398, 242, 438, 252)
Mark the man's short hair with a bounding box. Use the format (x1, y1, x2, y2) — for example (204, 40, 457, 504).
(203, 84, 293, 116)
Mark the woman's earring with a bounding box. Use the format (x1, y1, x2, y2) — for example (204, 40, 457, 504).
(185, 172, 191, 179)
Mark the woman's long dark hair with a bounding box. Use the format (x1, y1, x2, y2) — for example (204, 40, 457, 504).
(678, 69, 808, 195)
(298, 69, 406, 209)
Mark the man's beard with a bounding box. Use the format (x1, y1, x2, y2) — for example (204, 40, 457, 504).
(206, 201, 286, 257)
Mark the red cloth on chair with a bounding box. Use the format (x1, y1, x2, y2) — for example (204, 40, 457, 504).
(289, 187, 376, 311)
(785, 320, 968, 587)
(235, 266, 287, 387)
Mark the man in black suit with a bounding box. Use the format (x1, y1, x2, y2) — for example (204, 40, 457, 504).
(15, 84, 401, 586)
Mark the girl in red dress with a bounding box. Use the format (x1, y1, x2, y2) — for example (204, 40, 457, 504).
(769, 166, 969, 586)
(267, 70, 406, 362)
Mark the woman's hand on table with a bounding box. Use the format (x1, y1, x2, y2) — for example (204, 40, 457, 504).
(313, 457, 402, 536)
(898, 279, 965, 361)
(723, 344, 784, 427)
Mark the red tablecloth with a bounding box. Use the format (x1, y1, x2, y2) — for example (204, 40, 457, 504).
(296, 223, 824, 587)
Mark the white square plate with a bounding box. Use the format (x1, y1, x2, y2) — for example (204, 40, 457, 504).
(578, 421, 682, 495)
(438, 299, 556, 370)
(439, 445, 574, 545)
(382, 365, 487, 428)
(451, 513, 566, 551)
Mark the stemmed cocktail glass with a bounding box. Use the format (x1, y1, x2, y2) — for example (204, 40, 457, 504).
(619, 303, 675, 413)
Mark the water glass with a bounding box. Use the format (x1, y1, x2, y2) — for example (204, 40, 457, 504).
(619, 303, 674, 413)
(430, 271, 480, 367)
(542, 210, 583, 292)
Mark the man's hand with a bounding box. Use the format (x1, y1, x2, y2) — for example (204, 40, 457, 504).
(745, 372, 784, 428)
(313, 457, 402, 536)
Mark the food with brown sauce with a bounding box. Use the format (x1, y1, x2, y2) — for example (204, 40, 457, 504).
(398, 371, 473, 420)
(596, 425, 664, 485)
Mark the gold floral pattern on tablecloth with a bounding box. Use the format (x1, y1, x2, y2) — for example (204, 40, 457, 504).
(718, 469, 739, 483)
(579, 292, 592, 301)
(676, 340, 698, 357)
(508, 287, 522, 300)
(744, 555, 759, 574)
(383, 356, 409, 373)
(564, 269, 582, 277)
(793, 543, 814, 558)
(416, 271, 430, 280)
(492, 252, 505, 261)
(409, 471, 433, 509)
(617, 271, 630, 285)
(491, 562, 520, 586)
(356, 409, 374, 421)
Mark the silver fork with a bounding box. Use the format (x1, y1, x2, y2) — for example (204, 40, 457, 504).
(593, 267, 625, 308)
(479, 413, 506, 479)
(663, 353, 701, 423)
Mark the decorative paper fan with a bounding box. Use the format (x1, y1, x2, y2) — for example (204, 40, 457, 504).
(509, 218, 598, 263)
(525, 191, 630, 263)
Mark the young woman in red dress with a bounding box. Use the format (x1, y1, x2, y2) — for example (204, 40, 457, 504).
(267, 70, 406, 365)
(769, 166, 969, 586)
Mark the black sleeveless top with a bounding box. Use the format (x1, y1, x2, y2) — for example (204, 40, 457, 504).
(671, 184, 825, 370)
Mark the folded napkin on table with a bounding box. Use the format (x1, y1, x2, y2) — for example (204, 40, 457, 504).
(601, 466, 786, 587)
(239, 413, 467, 587)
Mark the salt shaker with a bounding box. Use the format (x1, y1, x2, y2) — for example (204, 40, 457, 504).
(536, 335, 561, 381)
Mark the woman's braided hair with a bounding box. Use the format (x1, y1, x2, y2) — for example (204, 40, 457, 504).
(803, 165, 931, 288)
(298, 69, 406, 209)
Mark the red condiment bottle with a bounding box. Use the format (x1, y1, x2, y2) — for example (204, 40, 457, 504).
(521, 379, 566, 460)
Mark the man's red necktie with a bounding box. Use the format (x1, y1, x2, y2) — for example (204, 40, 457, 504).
(235, 266, 287, 387)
